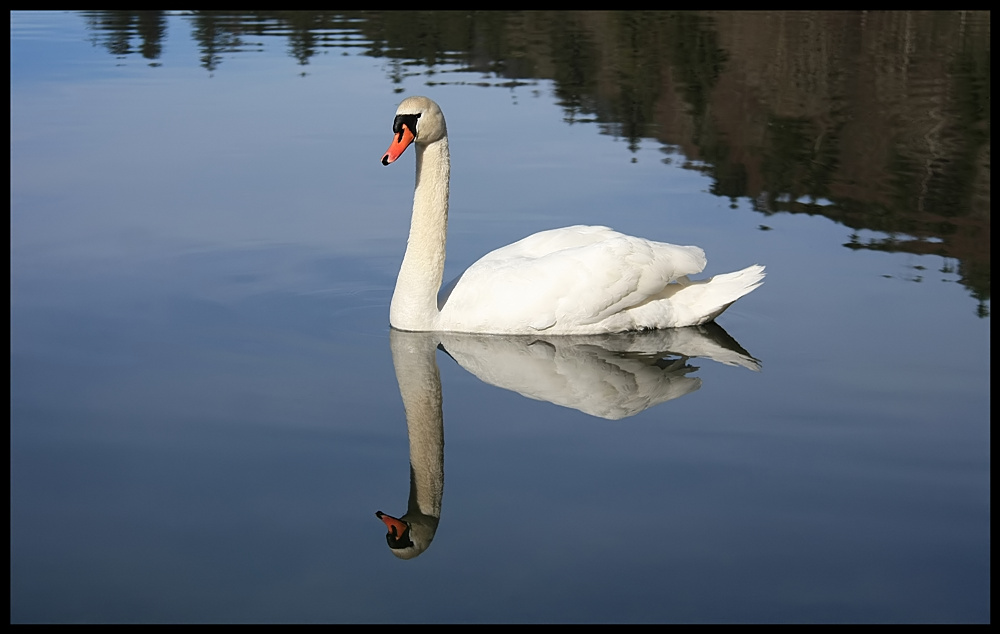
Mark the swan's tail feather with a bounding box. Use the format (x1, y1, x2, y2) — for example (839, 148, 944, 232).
(667, 264, 765, 326)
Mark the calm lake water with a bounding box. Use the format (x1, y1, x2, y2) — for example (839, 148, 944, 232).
(10, 11, 990, 623)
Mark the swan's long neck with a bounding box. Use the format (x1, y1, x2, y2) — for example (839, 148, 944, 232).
(390, 137, 450, 331)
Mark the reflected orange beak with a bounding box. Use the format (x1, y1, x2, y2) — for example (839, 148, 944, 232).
(375, 511, 408, 539)
(382, 124, 415, 165)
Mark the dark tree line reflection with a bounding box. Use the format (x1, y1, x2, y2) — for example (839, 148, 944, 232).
(80, 10, 990, 316)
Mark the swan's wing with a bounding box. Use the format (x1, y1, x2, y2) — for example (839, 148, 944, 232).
(480, 225, 622, 259)
(439, 226, 707, 332)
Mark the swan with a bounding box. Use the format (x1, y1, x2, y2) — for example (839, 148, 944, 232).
(382, 96, 764, 334)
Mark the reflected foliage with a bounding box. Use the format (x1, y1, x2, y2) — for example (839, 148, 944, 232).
(83, 10, 167, 62)
(79, 10, 990, 314)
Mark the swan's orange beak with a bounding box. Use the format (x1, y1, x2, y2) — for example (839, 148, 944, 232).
(382, 124, 415, 166)
(375, 511, 409, 539)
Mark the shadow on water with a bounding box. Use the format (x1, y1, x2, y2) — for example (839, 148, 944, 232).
(376, 324, 760, 559)
(76, 10, 990, 317)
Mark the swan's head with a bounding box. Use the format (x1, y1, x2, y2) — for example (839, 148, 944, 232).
(381, 96, 447, 166)
(375, 510, 440, 560)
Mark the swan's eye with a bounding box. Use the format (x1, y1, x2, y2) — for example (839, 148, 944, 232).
(392, 113, 421, 141)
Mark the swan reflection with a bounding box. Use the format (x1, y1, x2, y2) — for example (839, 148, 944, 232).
(376, 324, 761, 559)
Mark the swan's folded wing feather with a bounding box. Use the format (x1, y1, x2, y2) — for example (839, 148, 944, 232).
(440, 228, 707, 332)
(479, 225, 618, 259)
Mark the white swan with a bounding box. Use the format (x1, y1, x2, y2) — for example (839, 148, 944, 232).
(382, 96, 764, 334)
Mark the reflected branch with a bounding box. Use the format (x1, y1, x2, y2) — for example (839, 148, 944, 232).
(78, 10, 990, 311)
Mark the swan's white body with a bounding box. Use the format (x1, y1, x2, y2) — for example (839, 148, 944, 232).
(383, 96, 764, 335)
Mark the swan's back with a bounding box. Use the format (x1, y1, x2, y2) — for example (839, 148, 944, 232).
(437, 225, 712, 334)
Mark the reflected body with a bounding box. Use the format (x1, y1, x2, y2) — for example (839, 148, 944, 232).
(377, 325, 760, 557)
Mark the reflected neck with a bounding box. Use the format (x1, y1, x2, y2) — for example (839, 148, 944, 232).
(390, 331, 444, 519)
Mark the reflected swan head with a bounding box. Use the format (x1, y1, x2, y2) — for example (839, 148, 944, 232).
(375, 509, 440, 560)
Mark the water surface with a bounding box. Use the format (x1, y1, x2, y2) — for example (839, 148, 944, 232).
(10, 11, 990, 623)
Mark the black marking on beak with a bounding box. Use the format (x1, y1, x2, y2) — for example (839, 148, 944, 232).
(393, 113, 421, 142)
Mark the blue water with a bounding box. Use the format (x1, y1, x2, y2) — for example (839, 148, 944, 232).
(10, 11, 989, 623)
